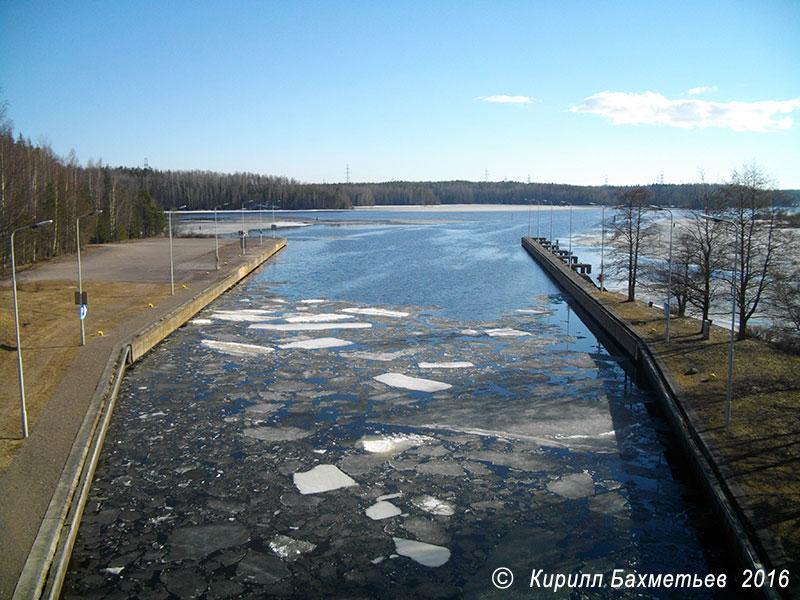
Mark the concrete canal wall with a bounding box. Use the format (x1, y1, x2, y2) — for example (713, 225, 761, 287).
(11, 239, 285, 600)
(521, 236, 784, 600)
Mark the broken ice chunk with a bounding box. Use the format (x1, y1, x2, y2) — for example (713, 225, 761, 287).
(392, 538, 451, 568)
(411, 495, 455, 516)
(269, 534, 317, 561)
(344, 349, 415, 361)
(243, 427, 312, 442)
(373, 373, 452, 392)
(209, 310, 276, 322)
(278, 337, 353, 349)
(201, 340, 274, 355)
(365, 501, 402, 520)
(484, 328, 531, 337)
(283, 313, 354, 323)
(293, 465, 358, 495)
(546, 472, 595, 499)
(250, 322, 372, 332)
(358, 433, 435, 454)
(418, 361, 474, 369)
(340, 307, 409, 318)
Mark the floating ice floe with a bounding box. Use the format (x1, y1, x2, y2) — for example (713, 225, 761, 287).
(201, 340, 274, 355)
(190, 318, 213, 325)
(392, 538, 451, 568)
(269, 534, 317, 561)
(365, 501, 402, 520)
(373, 373, 452, 392)
(278, 337, 353, 350)
(283, 313, 355, 323)
(418, 361, 474, 369)
(516, 309, 548, 314)
(250, 322, 372, 332)
(243, 427, 312, 442)
(293, 464, 358, 495)
(547, 472, 595, 499)
(358, 432, 435, 454)
(340, 307, 409, 318)
(102, 567, 124, 576)
(412, 495, 456, 516)
(344, 349, 415, 361)
(300, 298, 327, 304)
(209, 309, 276, 322)
(484, 328, 531, 337)
(460, 329, 480, 335)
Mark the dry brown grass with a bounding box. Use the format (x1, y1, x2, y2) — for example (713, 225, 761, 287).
(594, 289, 800, 569)
(0, 280, 172, 470)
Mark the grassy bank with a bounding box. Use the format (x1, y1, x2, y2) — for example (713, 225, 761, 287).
(593, 289, 800, 573)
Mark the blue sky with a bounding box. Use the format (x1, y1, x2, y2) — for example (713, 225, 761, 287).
(2, 1, 799, 187)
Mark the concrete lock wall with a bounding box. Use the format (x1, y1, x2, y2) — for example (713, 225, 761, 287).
(12, 240, 285, 600)
(521, 236, 785, 600)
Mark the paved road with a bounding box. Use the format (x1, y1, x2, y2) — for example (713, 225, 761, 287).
(15, 238, 242, 284)
(0, 237, 284, 599)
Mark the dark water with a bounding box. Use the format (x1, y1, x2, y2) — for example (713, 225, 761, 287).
(63, 208, 739, 599)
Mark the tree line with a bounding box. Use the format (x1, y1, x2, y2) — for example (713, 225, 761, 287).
(605, 163, 799, 344)
(1, 117, 165, 273)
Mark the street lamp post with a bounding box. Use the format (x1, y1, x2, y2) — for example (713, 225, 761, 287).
(652, 206, 674, 344)
(214, 202, 230, 270)
(536, 200, 541, 239)
(168, 205, 187, 295)
(10, 219, 54, 438)
(702, 214, 738, 428)
(600, 204, 605, 290)
(76, 210, 102, 345)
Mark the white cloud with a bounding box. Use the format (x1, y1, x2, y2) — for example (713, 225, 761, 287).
(687, 85, 718, 96)
(481, 95, 532, 104)
(570, 91, 800, 132)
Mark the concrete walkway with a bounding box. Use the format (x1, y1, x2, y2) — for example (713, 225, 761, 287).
(0, 237, 285, 599)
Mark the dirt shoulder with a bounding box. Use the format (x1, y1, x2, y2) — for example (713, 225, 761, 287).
(593, 289, 800, 573)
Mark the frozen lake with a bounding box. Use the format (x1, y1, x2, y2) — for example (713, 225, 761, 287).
(63, 209, 737, 599)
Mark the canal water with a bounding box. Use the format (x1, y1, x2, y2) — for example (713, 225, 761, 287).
(63, 208, 737, 599)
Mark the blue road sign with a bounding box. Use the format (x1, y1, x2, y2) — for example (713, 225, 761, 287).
(79, 304, 88, 320)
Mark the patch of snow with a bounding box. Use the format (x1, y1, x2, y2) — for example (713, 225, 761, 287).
(278, 337, 353, 349)
(201, 339, 274, 355)
(373, 373, 452, 392)
(250, 322, 372, 332)
(340, 307, 409, 318)
(418, 361, 474, 369)
(365, 501, 402, 520)
(293, 464, 358, 495)
(392, 538, 451, 568)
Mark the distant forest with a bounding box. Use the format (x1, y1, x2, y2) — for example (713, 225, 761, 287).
(2, 122, 798, 271)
